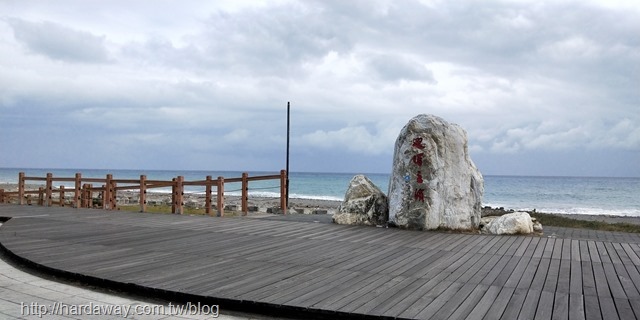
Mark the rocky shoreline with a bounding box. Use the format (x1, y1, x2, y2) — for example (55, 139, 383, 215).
(2, 183, 639, 225)
(0, 183, 341, 214)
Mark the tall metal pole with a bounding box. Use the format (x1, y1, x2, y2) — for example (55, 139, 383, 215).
(286, 102, 290, 210)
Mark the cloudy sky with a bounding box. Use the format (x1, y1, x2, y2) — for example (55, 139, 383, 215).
(1, 0, 638, 177)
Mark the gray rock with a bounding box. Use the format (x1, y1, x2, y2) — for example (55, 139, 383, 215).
(333, 175, 388, 226)
(388, 114, 484, 230)
(185, 199, 200, 209)
(532, 217, 543, 233)
(482, 211, 534, 235)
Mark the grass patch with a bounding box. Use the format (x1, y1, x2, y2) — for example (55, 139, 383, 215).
(530, 212, 640, 233)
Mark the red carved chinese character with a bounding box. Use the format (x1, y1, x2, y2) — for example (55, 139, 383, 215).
(412, 137, 425, 149)
(412, 153, 424, 166)
(416, 171, 423, 184)
(414, 188, 425, 202)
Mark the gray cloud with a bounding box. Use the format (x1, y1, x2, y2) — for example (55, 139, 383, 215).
(0, 0, 638, 176)
(8, 18, 109, 63)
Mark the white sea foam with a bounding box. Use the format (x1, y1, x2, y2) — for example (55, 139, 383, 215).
(483, 203, 640, 217)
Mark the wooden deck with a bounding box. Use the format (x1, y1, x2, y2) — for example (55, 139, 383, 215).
(1, 204, 639, 319)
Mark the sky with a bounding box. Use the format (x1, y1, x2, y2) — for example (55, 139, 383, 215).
(1, 0, 639, 177)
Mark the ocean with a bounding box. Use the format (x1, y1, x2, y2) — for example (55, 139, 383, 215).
(1, 168, 639, 217)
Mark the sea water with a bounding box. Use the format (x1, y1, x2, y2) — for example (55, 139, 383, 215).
(1, 168, 638, 217)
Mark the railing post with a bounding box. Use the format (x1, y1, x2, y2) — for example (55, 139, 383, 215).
(241, 172, 248, 215)
(59, 186, 65, 207)
(18, 172, 25, 205)
(101, 185, 106, 209)
(171, 178, 176, 213)
(217, 176, 224, 217)
(110, 178, 117, 210)
(0, 189, 4, 204)
(140, 175, 147, 213)
(280, 169, 287, 214)
(104, 174, 113, 210)
(45, 173, 53, 207)
(173, 176, 184, 215)
(205, 175, 212, 216)
(87, 184, 94, 208)
(74, 173, 81, 208)
(81, 184, 89, 208)
(38, 187, 44, 206)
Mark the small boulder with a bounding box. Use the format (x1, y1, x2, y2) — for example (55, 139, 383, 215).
(333, 175, 388, 226)
(481, 211, 538, 235)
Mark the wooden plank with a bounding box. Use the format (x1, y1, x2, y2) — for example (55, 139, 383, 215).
(310, 274, 387, 310)
(369, 277, 432, 317)
(504, 255, 532, 288)
(457, 254, 495, 284)
(556, 258, 571, 294)
(596, 242, 612, 264)
(543, 238, 556, 259)
(268, 269, 357, 305)
(592, 262, 612, 298)
(517, 289, 542, 320)
(462, 285, 501, 320)
(504, 236, 525, 256)
(580, 241, 591, 262)
(569, 293, 585, 320)
(352, 276, 420, 315)
(426, 282, 476, 320)
(630, 298, 640, 320)
(492, 255, 525, 287)
(534, 291, 555, 320)
(398, 280, 455, 319)
(571, 240, 581, 261)
(531, 258, 552, 290)
(603, 262, 629, 299)
(533, 238, 548, 259)
(613, 298, 635, 320)
(481, 287, 515, 320)
(499, 287, 528, 320)
(570, 259, 583, 294)
(378, 277, 443, 317)
(598, 296, 620, 320)
(443, 253, 485, 282)
(544, 258, 561, 293)
(476, 235, 502, 255)
(493, 236, 517, 256)
(514, 236, 533, 257)
(583, 294, 603, 320)
(620, 243, 640, 266)
(605, 242, 623, 265)
(304, 272, 392, 311)
(612, 262, 640, 299)
(389, 247, 442, 276)
(446, 284, 490, 320)
(552, 238, 564, 260)
(581, 261, 598, 297)
(414, 282, 465, 319)
(480, 255, 513, 286)
(337, 276, 404, 313)
(517, 257, 542, 289)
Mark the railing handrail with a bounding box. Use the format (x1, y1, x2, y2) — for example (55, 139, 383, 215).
(0, 171, 288, 216)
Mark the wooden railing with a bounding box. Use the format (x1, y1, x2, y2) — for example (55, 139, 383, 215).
(0, 171, 288, 216)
